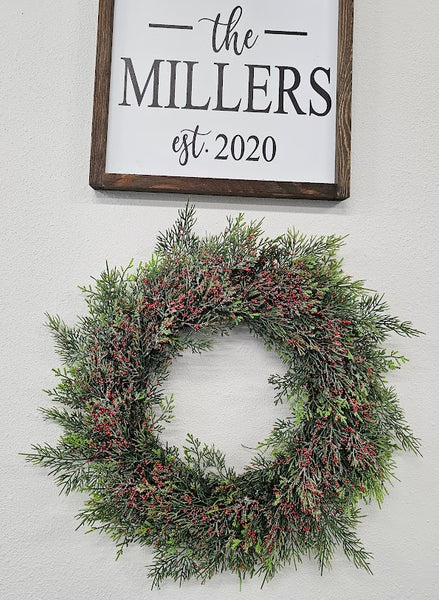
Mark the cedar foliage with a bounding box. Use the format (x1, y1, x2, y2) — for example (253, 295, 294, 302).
(25, 205, 421, 587)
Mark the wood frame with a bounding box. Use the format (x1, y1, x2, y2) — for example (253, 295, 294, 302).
(90, 0, 353, 200)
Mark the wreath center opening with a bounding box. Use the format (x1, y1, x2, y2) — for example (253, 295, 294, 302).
(161, 325, 291, 473)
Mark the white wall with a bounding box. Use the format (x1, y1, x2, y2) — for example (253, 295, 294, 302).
(1, 2, 438, 599)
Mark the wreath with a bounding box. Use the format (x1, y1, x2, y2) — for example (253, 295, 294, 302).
(27, 205, 421, 587)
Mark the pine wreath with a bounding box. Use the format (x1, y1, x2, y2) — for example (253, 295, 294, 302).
(27, 205, 421, 587)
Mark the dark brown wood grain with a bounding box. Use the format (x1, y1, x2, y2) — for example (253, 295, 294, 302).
(89, 0, 353, 201)
(89, 0, 114, 190)
(335, 0, 354, 200)
(97, 172, 337, 200)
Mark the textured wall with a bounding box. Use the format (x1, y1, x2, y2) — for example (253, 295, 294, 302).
(1, 2, 438, 599)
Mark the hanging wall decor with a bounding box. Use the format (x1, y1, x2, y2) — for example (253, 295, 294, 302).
(27, 206, 421, 587)
(90, 0, 354, 199)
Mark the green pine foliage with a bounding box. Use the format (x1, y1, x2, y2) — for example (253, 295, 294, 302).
(25, 205, 421, 587)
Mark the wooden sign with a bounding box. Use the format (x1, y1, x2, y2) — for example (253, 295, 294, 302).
(90, 0, 353, 199)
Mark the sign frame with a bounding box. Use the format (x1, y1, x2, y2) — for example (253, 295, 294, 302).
(90, 0, 354, 200)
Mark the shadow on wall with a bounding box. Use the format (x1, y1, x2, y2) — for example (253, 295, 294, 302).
(90, 188, 349, 216)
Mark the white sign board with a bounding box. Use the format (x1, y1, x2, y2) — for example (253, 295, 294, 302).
(90, 0, 353, 199)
